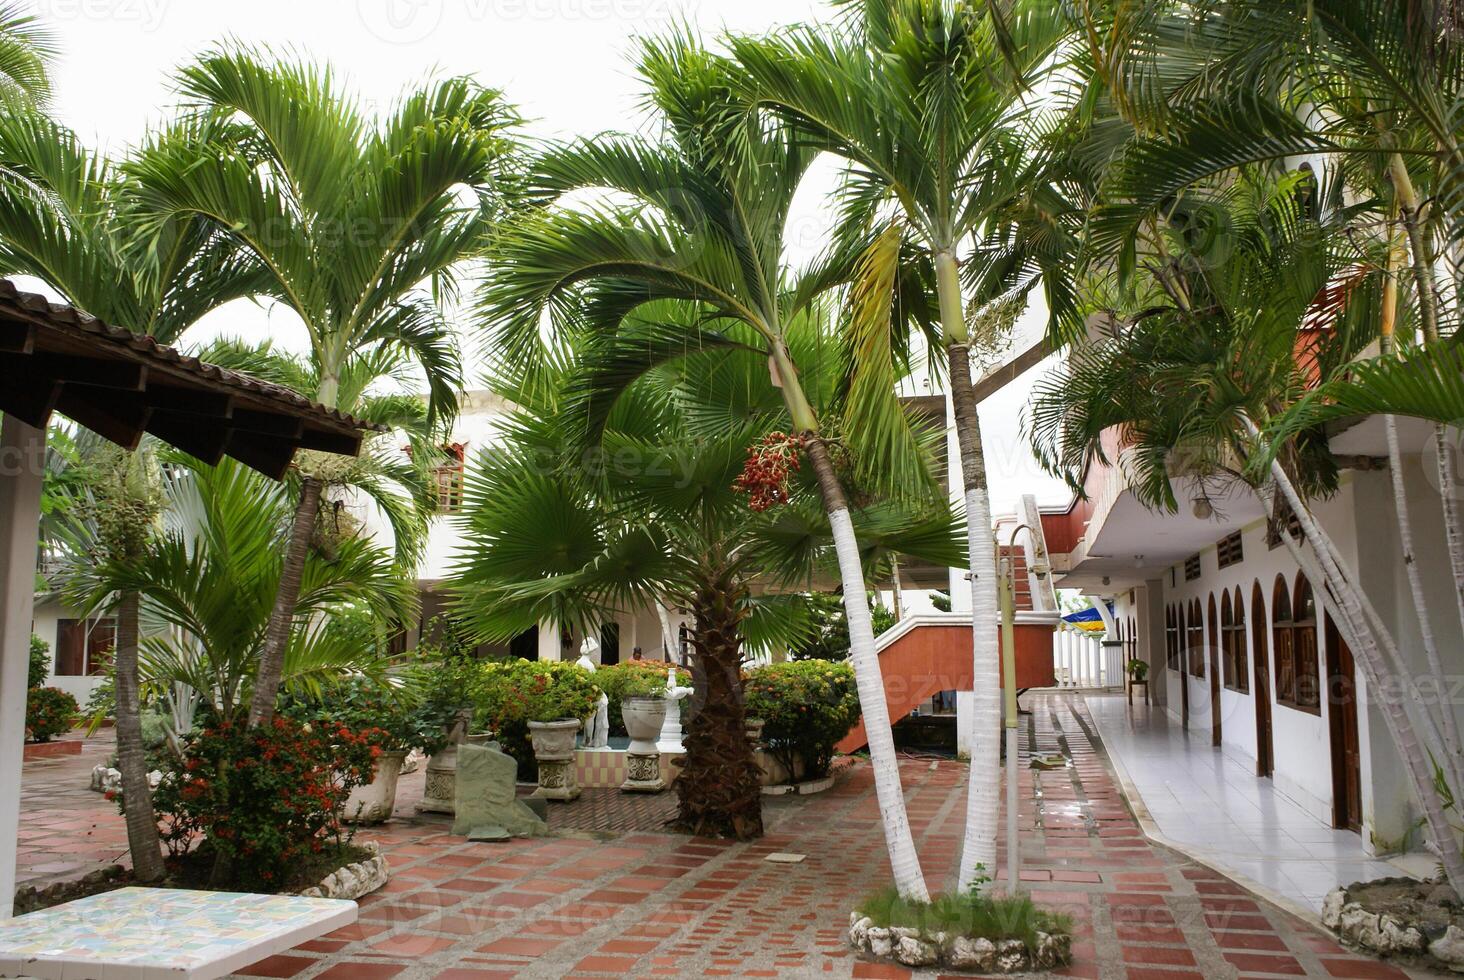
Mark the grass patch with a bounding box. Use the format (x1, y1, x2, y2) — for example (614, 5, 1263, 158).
(856, 887, 1073, 948)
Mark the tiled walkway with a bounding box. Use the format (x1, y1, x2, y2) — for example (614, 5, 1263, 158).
(1085, 693, 1411, 917)
(17, 694, 1427, 977)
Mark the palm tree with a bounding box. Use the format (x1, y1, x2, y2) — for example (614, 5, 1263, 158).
(456, 306, 963, 839)
(728, 0, 1072, 888)
(0, 108, 276, 883)
(478, 34, 937, 898)
(1027, 172, 1464, 895)
(124, 48, 522, 726)
(0, 2, 54, 105)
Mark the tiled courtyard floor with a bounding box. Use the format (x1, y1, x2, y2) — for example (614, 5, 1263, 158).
(16, 694, 1433, 977)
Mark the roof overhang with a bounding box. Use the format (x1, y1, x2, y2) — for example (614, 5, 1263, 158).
(0, 281, 382, 479)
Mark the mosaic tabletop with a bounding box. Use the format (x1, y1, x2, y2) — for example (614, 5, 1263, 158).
(0, 887, 356, 979)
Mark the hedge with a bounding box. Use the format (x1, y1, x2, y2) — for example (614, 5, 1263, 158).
(744, 660, 860, 780)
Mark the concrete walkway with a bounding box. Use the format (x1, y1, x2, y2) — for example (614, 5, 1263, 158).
(1085, 692, 1412, 918)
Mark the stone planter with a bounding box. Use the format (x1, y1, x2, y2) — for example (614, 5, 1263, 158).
(622, 697, 668, 793)
(343, 750, 406, 824)
(528, 719, 582, 801)
(419, 732, 494, 815)
(745, 717, 766, 745)
(849, 913, 1072, 973)
(296, 841, 390, 901)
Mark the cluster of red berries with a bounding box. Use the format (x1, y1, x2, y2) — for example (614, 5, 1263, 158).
(733, 432, 805, 511)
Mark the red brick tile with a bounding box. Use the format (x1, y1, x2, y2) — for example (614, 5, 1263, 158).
(575, 954, 640, 971)
(476, 937, 564, 956)
(372, 934, 458, 956)
(1319, 958, 1412, 979)
(1222, 951, 1305, 975)
(1212, 930, 1289, 951)
(851, 963, 912, 979)
(1121, 945, 1197, 966)
(235, 954, 317, 977)
(313, 964, 405, 980)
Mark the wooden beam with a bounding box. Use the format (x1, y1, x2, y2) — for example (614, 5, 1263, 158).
(972, 337, 1057, 404)
(145, 385, 233, 419)
(57, 387, 153, 450)
(0, 351, 146, 391)
(224, 431, 297, 481)
(229, 408, 304, 439)
(0, 321, 32, 354)
(297, 428, 363, 457)
(145, 413, 230, 466)
(0, 375, 61, 428)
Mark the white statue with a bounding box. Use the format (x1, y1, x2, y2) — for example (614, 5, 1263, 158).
(658, 667, 694, 754)
(576, 640, 611, 750)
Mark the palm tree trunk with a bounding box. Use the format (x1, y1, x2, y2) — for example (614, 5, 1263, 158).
(246, 475, 322, 727)
(936, 250, 1003, 893)
(767, 337, 927, 899)
(804, 435, 929, 900)
(947, 341, 1003, 892)
(113, 590, 165, 882)
(672, 569, 762, 840)
(1259, 455, 1464, 894)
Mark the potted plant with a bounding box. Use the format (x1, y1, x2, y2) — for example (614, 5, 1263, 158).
(617, 670, 669, 747)
(1127, 658, 1149, 683)
(479, 661, 600, 801)
(407, 652, 486, 814)
(745, 661, 861, 789)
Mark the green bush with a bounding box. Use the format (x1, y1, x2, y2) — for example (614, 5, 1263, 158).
(150, 717, 377, 891)
(744, 660, 860, 780)
(474, 660, 602, 777)
(282, 675, 438, 755)
(25, 686, 78, 742)
(594, 661, 671, 737)
(28, 634, 48, 690)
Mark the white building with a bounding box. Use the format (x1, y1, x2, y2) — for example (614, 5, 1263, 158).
(1040, 415, 1457, 852)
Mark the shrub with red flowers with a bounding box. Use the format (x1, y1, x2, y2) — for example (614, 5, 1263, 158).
(732, 432, 805, 511)
(25, 686, 78, 742)
(744, 661, 860, 780)
(473, 660, 602, 778)
(149, 716, 378, 891)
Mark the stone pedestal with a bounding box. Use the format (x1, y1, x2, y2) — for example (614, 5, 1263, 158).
(528, 719, 582, 802)
(418, 733, 494, 815)
(621, 750, 665, 793)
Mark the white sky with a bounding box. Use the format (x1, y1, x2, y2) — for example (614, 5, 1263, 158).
(27, 0, 1071, 513)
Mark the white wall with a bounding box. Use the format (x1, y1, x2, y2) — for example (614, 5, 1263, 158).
(29, 597, 104, 705)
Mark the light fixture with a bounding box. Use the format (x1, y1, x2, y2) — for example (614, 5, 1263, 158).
(1191, 495, 1214, 520)
(1101, 575, 1111, 586)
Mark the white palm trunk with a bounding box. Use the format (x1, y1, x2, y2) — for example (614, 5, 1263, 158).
(1385, 418, 1464, 795)
(957, 486, 1002, 891)
(655, 603, 678, 661)
(828, 506, 930, 901)
(1262, 459, 1464, 894)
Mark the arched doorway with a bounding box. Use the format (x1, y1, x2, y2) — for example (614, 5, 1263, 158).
(1177, 603, 1190, 728)
(1250, 582, 1273, 777)
(1325, 613, 1362, 832)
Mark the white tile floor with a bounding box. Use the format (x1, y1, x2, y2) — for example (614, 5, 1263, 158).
(1084, 693, 1412, 916)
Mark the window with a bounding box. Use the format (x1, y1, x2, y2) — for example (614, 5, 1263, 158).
(433, 442, 467, 513)
(54, 618, 116, 677)
(1222, 589, 1249, 692)
(1185, 555, 1202, 581)
(1266, 501, 1302, 550)
(1166, 606, 1179, 670)
(1187, 598, 1205, 677)
(1273, 574, 1320, 713)
(1217, 531, 1244, 569)
(1293, 576, 1320, 711)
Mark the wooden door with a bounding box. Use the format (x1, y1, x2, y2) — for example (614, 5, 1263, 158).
(1325, 616, 1362, 832)
(1251, 584, 1274, 778)
(1208, 595, 1222, 747)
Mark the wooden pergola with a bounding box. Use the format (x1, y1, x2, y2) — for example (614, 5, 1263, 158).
(0, 280, 381, 920)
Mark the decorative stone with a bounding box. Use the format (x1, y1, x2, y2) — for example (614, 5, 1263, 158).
(894, 935, 938, 967)
(866, 927, 892, 958)
(1034, 931, 1072, 969)
(294, 841, 388, 900)
(621, 750, 666, 793)
(1431, 884, 1461, 907)
(1322, 887, 1346, 928)
(995, 938, 1028, 972)
(418, 732, 495, 815)
(947, 936, 996, 971)
(1431, 925, 1464, 971)
(452, 743, 548, 837)
(89, 765, 163, 795)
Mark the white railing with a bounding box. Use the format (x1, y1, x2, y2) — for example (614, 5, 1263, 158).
(1052, 625, 1122, 689)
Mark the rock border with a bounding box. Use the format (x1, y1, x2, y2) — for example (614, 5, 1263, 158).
(12, 866, 127, 916)
(1322, 880, 1463, 973)
(761, 775, 835, 797)
(295, 841, 390, 901)
(848, 912, 1072, 973)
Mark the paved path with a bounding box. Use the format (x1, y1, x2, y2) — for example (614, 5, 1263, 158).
(17, 694, 1430, 977)
(1085, 693, 1417, 917)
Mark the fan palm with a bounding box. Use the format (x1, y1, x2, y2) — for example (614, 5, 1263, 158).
(728, 0, 1073, 888)
(478, 34, 936, 897)
(0, 2, 53, 105)
(457, 306, 963, 839)
(1028, 170, 1464, 894)
(123, 48, 522, 727)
